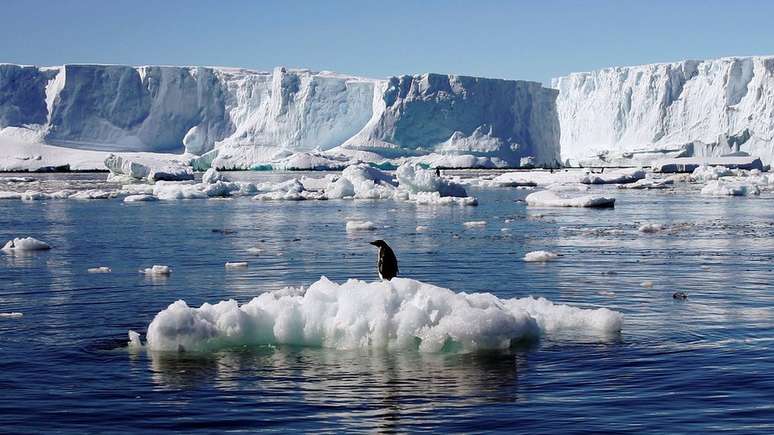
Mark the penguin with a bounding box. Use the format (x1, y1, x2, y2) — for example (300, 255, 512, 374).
(369, 240, 399, 281)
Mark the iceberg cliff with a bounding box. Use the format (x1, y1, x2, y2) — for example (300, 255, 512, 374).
(0, 64, 560, 169)
(552, 56, 774, 166)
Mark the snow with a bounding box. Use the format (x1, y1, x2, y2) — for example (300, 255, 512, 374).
(88, 267, 112, 273)
(525, 190, 615, 208)
(141, 265, 171, 275)
(2, 237, 51, 251)
(524, 251, 559, 262)
(346, 220, 376, 231)
(552, 56, 774, 166)
(143, 276, 623, 353)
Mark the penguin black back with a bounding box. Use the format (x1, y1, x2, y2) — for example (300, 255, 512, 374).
(369, 240, 399, 281)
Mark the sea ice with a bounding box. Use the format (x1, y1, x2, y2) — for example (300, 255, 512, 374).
(638, 223, 664, 233)
(346, 220, 377, 231)
(123, 194, 157, 202)
(88, 267, 112, 273)
(141, 265, 171, 275)
(225, 262, 249, 268)
(524, 251, 559, 262)
(2, 237, 51, 251)
(127, 330, 142, 349)
(700, 180, 759, 196)
(580, 168, 646, 185)
(0, 312, 23, 318)
(144, 276, 623, 353)
(463, 221, 487, 228)
(525, 190, 615, 208)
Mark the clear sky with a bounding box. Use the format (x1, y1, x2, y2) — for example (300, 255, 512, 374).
(2, 0, 773, 83)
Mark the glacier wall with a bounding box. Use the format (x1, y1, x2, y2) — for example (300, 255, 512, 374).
(552, 56, 774, 165)
(0, 64, 560, 168)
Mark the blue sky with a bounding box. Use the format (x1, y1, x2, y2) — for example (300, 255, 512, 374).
(2, 0, 772, 83)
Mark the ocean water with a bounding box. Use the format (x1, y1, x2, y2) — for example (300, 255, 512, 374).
(1, 172, 773, 433)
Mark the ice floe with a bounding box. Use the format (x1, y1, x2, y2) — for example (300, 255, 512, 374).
(225, 262, 249, 268)
(700, 180, 760, 196)
(2, 237, 51, 251)
(523, 251, 559, 262)
(346, 220, 377, 231)
(123, 194, 157, 202)
(580, 168, 645, 185)
(525, 190, 615, 208)
(88, 267, 112, 273)
(105, 154, 194, 182)
(143, 277, 623, 353)
(141, 265, 171, 275)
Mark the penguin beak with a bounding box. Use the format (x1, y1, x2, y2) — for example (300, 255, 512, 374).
(369, 241, 379, 246)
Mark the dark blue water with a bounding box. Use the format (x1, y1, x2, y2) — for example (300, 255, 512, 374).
(1, 172, 773, 433)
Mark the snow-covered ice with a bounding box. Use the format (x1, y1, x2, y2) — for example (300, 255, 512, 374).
(525, 191, 615, 208)
(524, 251, 559, 262)
(346, 220, 377, 231)
(0, 312, 23, 319)
(2, 237, 51, 251)
(88, 267, 112, 273)
(141, 265, 171, 275)
(700, 180, 760, 196)
(143, 276, 622, 353)
(580, 168, 646, 185)
(638, 223, 665, 233)
(123, 194, 157, 202)
(225, 262, 249, 268)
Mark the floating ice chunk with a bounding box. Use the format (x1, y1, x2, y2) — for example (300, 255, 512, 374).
(120, 184, 155, 195)
(69, 189, 117, 200)
(691, 165, 733, 182)
(0, 191, 21, 200)
(638, 223, 664, 233)
(202, 167, 226, 184)
(127, 330, 142, 349)
(141, 265, 171, 275)
(346, 220, 376, 231)
(2, 176, 35, 182)
(416, 225, 431, 232)
(123, 194, 157, 202)
(105, 154, 194, 182)
(88, 266, 112, 273)
(246, 247, 263, 255)
(580, 168, 646, 185)
(395, 163, 468, 197)
(225, 262, 248, 268)
(0, 312, 23, 319)
(2, 237, 51, 251)
(641, 281, 654, 288)
(463, 221, 487, 228)
(153, 181, 207, 200)
(144, 276, 623, 353)
(524, 250, 559, 262)
(700, 180, 759, 196)
(18, 190, 73, 200)
(409, 191, 478, 206)
(525, 190, 615, 208)
(617, 177, 674, 190)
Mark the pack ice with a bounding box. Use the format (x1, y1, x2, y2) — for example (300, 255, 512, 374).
(142, 277, 623, 353)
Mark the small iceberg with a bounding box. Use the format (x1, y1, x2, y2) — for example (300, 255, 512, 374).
(225, 262, 249, 268)
(524, 250, 559, 262)
(88, 267, 112, 273)
(141, 265, 171, 275)
(525, 191, 615, 208)
(2, 237, 51, 252)
(346, 220, 376, 231)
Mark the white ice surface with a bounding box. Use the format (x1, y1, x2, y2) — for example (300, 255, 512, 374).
(144, 277, 623, 353)
(2, 237, 51, 251)
(525, 190, 615, 208)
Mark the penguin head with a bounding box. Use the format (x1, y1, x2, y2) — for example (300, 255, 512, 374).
(369, 240, 387, 248)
